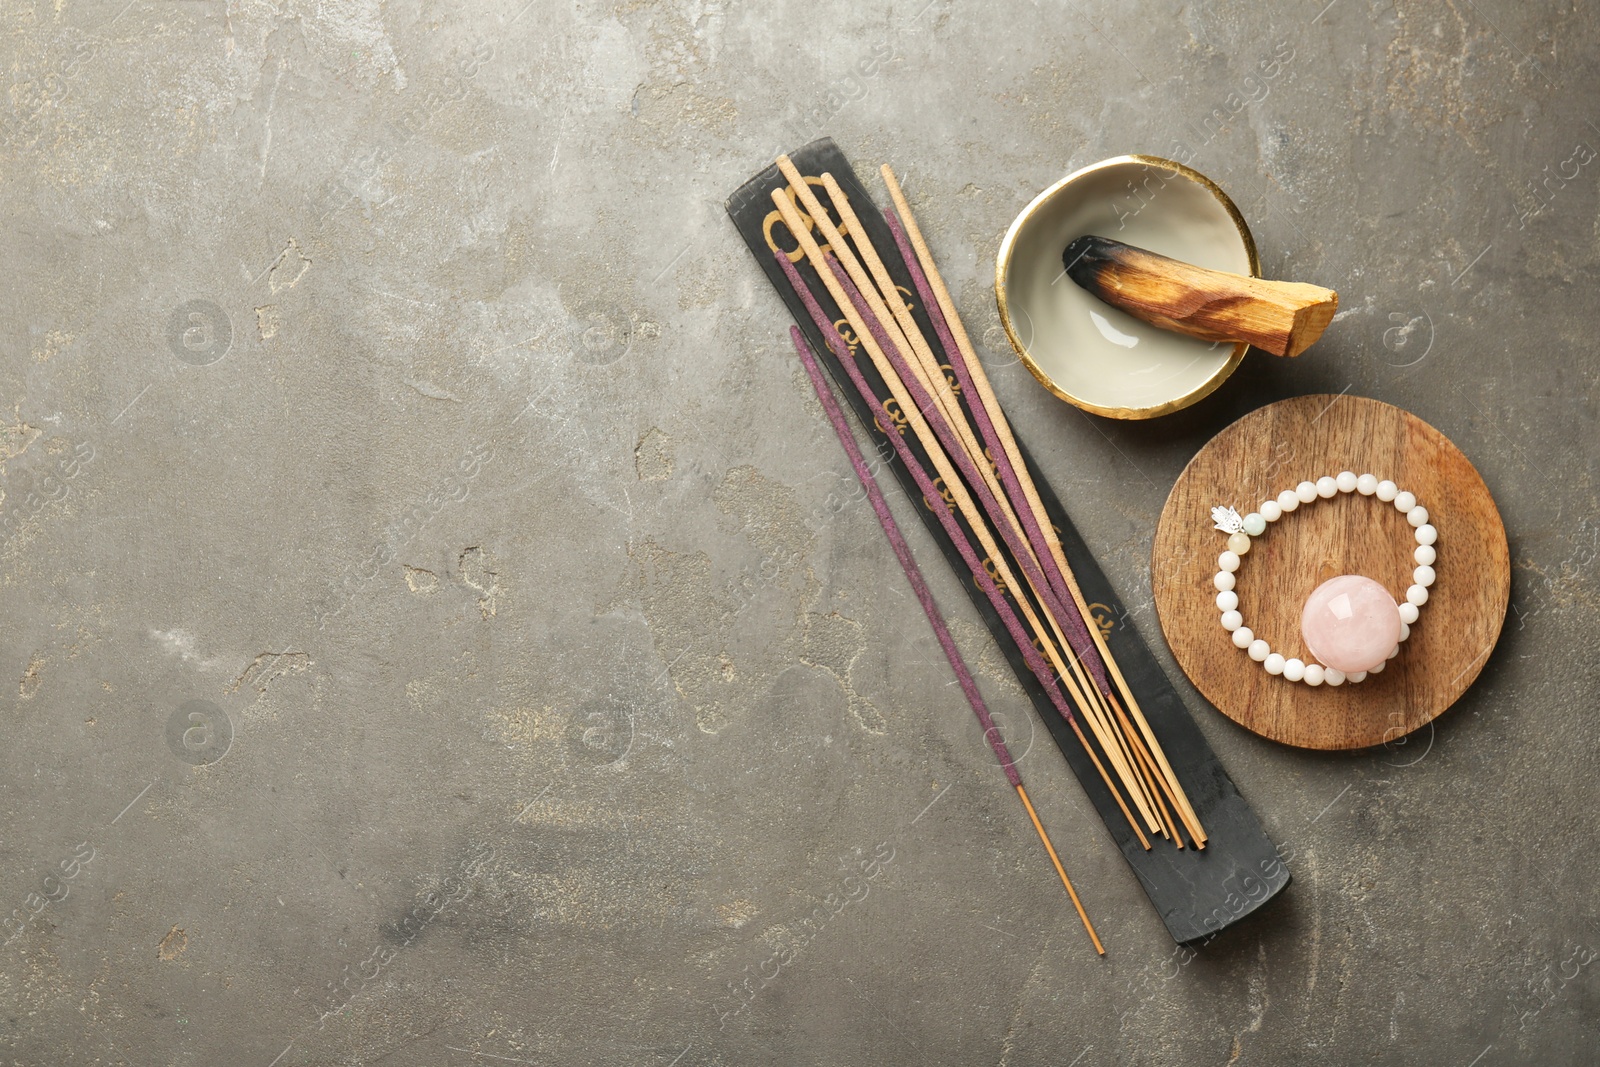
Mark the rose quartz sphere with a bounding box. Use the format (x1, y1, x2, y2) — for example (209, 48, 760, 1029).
(1300, 575, 1402, 673)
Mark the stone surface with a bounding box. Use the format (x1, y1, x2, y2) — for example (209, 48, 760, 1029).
(1, 1, 1596, 1065)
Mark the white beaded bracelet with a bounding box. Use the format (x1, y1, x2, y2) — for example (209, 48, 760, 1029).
(1211, 472, 1437, 686)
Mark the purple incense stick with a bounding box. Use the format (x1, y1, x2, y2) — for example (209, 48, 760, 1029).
(787, 325, 1020, 787)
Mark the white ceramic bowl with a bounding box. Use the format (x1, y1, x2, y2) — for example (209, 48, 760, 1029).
(996, 155, 1259, 419)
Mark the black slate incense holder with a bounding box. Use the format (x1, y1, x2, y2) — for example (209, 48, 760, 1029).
(727, 138, 1287, 944)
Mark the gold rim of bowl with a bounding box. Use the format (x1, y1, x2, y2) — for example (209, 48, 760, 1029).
(994, 154, 1262, 420)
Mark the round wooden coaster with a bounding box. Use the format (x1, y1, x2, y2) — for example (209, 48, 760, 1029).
(1151, 394, 1509, 750)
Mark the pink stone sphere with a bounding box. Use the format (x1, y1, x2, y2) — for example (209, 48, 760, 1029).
(1301, 575, 1402, 674)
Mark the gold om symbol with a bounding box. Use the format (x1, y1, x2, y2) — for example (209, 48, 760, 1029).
(835, 290, 913, 355)
(763, 176, 851, 264)
(922, 476, 955, 513)
(977, 556, 1011, 598)
(873, 397, 908, 437)
(1087, 602, 1116, 638)
(833, 317, 859, 355)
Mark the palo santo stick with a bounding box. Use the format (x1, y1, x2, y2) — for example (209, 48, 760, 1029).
(883, 166, 1207, 845)
(768, 189, 1154, 848)
(1062, 235, 1337, 358)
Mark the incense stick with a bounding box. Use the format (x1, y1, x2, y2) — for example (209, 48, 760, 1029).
(881, 209, 1100, 686)
(786, 323, 1103, 953)
(1016, 782, 1104, 955)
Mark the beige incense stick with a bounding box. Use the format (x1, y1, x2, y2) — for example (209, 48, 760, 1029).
(880, 164, 1207, 845)
(768, 181, 1155, 846)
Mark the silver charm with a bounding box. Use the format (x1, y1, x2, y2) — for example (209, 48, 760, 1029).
(1211, 505, 1244, 534)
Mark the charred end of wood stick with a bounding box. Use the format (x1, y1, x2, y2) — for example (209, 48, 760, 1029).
(1063, 235, 1337, 358)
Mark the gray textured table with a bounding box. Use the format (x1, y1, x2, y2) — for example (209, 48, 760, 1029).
(2, 2, 1595, 1064)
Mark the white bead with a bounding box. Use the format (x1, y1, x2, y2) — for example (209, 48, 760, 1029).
(1415, 545, 1436, 566)
(1214, 571, 1236, 592)
(1227, 532, 1252, 556)
(1398, 601, 1420, 625)
(1232, 627, 1254, 649)
(1394, 490, 1417, 512)
(1219, 550, 1241, 572)
(1335, 471, 1358, 493)
(1260, 500, 1283, 522)
(1324, 667, 1346, 686)
(1414, 564, 1435, 587)
(1369, 659, 1385, 673)
(1217, 590, 1239, 611)
(1398, 621, 1411, 642)
(1387, 644, 1400, 659)
(1277, 490, 1300, 512)
(1407, 505, 1429, 528)
(1348, 670, 1367, 682)
(1283, 658, 1306, 682)
(1264, 653, 1286, 675)
(1316, 476, 1338, 498)
(1356, 473, 1379, 495)
(1295, 481, 1318, 503)
(1406, 584, 1428, 606)
(1304, 664, 1325, 685)
(1415, 524, 1437, 546)
(1376, 480, 1398, 502)
(1221, 610, 1243, 631)
(1248, 639, 1270, 661)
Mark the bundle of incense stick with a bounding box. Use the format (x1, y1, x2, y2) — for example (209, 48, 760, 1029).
(769, 156, 1208, 866)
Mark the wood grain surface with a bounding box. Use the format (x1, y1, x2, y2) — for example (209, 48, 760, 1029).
(1152, 394, 1509, 750)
